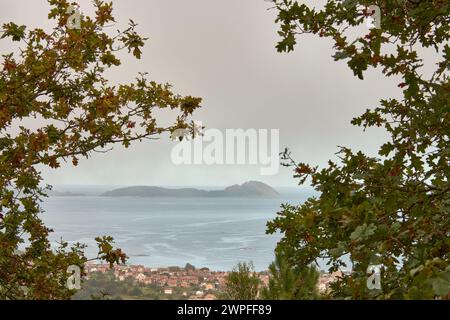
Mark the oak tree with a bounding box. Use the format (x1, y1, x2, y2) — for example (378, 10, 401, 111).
(267, 0, 449, 299)
(0, 0, 201, 299)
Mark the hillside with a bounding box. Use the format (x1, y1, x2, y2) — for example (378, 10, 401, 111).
(102, 181, 279, 198)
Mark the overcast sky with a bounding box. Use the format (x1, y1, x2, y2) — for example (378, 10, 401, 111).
(1, 0, 406, 187)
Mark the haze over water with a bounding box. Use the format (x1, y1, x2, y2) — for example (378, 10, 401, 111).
(41, 189, 311, 271)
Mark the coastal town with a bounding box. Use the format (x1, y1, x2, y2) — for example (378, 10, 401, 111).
(78, 263, 343, 300)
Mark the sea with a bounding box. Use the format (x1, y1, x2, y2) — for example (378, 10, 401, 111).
(41, 187, 316, 271)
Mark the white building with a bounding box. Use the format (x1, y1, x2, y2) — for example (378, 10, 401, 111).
(164, 288, 173, 295)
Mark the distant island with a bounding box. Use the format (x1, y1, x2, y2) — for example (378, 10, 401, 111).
(101, 181, 280, 198)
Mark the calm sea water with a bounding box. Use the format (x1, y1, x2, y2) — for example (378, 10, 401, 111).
(41, 194, 309, 271)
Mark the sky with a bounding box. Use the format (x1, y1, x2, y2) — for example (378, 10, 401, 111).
(0, 0, 406, 188)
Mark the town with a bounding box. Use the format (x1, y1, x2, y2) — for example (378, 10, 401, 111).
(75, 262, 343, 300)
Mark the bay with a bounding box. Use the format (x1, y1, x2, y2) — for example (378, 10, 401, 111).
(41, 193, 307, 271)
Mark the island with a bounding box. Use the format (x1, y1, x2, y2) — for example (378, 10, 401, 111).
(101, 181, 280, 198)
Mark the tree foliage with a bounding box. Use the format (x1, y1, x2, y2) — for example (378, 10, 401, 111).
(222, 262, 261, 300)
(267, 0, 449, 299)
(185, 263, 196, 271)
(261, 250, 320, 300)
(0, 0, 201, 299)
